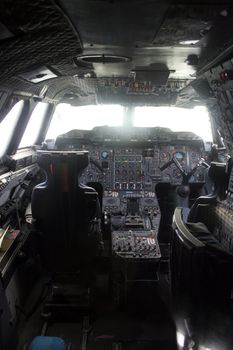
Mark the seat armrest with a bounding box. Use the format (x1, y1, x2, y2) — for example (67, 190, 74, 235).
(172, 208, 205, 248)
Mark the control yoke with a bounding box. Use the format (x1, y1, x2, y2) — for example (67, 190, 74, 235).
(159, 156, 209, 185)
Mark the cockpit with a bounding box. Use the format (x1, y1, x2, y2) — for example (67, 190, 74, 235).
(1, 1, 233, 350)
(1, 100, 231, 350)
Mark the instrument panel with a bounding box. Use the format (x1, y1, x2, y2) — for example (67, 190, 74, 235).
(79, 144, 205, 190)
(54, 127, 206, 190)
(54, 127, 206, 235)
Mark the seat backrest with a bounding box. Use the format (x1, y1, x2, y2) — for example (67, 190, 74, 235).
(172, 208, 205, 298)
(188, 163, 233, 254)
(31, 151, 101, 271)
(172, 207, 233, 303)
(187, 161, 228, 222)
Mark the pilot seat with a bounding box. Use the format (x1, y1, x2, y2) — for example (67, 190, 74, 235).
(172, 162, 233, 304)
(31, 150, 102, 272)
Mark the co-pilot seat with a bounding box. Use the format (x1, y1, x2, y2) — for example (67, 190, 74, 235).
(172, 162, 233, 303)
(31, 151, 102, 272)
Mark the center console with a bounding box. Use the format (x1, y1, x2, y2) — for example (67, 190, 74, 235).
(112, 230, 160, 259)
(108, 191, 161, 260)
(109, 190, 161, 304)
(100, 149, 161, 263)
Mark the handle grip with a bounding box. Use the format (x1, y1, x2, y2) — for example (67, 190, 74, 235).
(159, 159, 174, 172)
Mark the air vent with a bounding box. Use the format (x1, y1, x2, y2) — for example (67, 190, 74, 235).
(77, 54, 131, 64)
(19, 66, 57, 83)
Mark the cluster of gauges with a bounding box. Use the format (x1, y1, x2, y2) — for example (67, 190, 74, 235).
(160, 151, 186, 162)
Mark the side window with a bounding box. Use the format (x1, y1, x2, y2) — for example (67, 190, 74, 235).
(19, 102, 48, 148)
(0, 100, 24, 158)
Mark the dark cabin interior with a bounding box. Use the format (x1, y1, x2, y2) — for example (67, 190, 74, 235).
(0, 1, 233, 350)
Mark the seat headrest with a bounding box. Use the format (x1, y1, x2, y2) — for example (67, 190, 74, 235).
(208, 161, 227, 183)
(37, 150, 89, 172)
(37, 150, 89, 191)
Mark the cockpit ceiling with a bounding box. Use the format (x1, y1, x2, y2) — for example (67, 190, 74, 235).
(61, 0, 170, 47)
(61, 1, 227, 47)
(0, 0, 233, 106)
(61, 0, 232, 78)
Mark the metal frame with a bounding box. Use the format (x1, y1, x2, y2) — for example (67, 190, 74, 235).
(172, 208, 205, 247)
(6, 99, 37, 156)
(36, 103, 56, 145)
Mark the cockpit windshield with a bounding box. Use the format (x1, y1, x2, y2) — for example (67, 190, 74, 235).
(46, 104, 124, 140)
(46, 104, 213, 142)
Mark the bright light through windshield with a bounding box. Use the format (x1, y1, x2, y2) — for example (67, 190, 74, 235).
(46, 104, 213, 142)
(134, 106, 212, 142)
(0, 101, 24, 158)
(19, 102, 48, 148)
(46, 104, 124, 139)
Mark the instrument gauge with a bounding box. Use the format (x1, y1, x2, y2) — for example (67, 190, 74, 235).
(160, 151, 171, 162)
(174, 151, 185, 161)
(190, 151, 199, 161)
(101, 150, 109, 159)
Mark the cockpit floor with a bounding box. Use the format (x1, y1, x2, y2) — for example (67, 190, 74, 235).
(16, 270, 176, 350)
(16, 266, 233, 350)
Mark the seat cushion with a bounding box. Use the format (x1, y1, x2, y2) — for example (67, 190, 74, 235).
(28, 336, 65, 350)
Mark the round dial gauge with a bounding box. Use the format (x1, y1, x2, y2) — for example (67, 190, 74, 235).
(160, 151, 171, 162)
(101, 150, 109, 159)
(174, 151, 185, 161)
